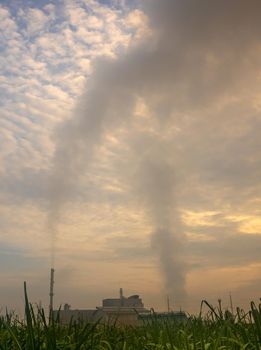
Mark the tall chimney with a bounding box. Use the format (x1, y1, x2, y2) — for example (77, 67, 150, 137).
(49, 268, 55, 315)
(120, 287, 123, 307)
(167, 295, 170, 313)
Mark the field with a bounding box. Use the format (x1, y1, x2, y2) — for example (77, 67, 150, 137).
(0, 285, 261, 349)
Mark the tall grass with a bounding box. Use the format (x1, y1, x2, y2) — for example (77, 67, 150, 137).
(0, 283, 261, 349)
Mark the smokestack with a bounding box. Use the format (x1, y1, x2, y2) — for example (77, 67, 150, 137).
(49, 268, 55, 315)
(167, 295, 170, 313)
(120, 288, 123, 307)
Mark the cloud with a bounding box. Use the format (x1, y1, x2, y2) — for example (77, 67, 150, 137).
(25, 8, 50, 36)
(0, 0, 139, 178)
(186, 232, 261, 269)
(1, 0, 261, 312)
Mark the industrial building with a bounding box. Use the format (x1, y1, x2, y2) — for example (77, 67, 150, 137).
(50, 270, 187, 326)
(53, 288, 150, 326)
(53, 288, 187, 326)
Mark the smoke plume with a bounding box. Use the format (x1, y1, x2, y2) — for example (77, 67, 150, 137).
(48, 0, 261, 305)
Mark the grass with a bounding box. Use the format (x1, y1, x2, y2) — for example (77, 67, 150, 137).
(0, 283, 261, 349)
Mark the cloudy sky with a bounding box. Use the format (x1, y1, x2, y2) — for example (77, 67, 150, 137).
(1, 0, 261, 315)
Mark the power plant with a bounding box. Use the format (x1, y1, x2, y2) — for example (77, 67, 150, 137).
(49, 268, 187, 325)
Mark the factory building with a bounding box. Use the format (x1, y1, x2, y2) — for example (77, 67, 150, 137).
(53, 287, 187, 326)
(53, 288, 150, 326)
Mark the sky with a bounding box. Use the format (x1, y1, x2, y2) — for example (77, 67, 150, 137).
(0, 0, 261, 315)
